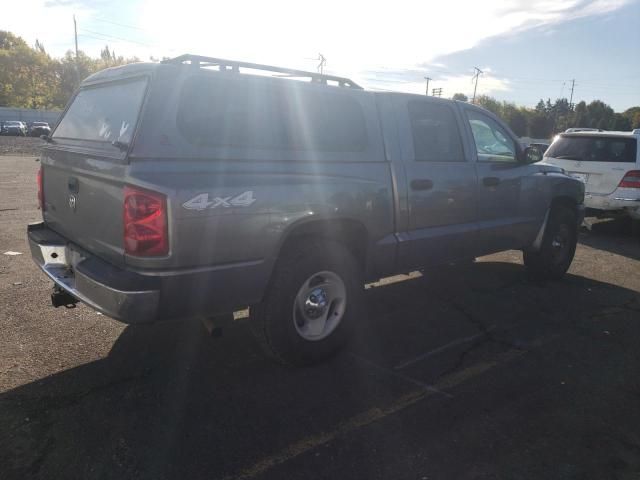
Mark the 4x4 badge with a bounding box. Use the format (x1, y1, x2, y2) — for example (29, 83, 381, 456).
(182, 191, 256, 211)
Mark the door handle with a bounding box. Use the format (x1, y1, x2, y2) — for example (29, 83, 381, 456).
(67, 176, 79, 193)
(482, 176, 500, 187)
(410, 179, 434, 191)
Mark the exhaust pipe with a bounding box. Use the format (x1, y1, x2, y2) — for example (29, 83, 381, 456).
(51, 287, 78, 309)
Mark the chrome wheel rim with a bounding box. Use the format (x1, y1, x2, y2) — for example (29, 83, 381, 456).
(293, 271, 347, 341)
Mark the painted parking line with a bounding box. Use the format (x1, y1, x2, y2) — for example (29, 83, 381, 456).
(393, 326, 497, 370)
(224, 342, 541, 480)
(348, 352, 453, 399)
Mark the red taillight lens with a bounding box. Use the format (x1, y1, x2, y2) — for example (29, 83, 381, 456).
(619, 170, 640, 189)
(123, 186, 168, 256)
(37, 166, 44, 210)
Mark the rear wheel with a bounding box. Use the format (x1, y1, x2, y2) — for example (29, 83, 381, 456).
(524, 206, 577, 280)
(251, 240, 362, 366)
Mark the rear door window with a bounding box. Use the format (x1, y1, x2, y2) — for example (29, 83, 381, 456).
(177, 75, 368, 153)
(53, 78, 148, 145)
(546, 136, 637, 163)
(408, 101, 465, 162)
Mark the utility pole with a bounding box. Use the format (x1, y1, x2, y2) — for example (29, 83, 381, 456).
(424, 77, 431, 96)
(73, 15, 79, 61)
(317, 53, 326, 74)
(569, 79, 576, 109)
(471, 66, 483, 103)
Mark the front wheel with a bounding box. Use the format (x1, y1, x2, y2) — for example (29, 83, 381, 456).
(523, 206, 578, 280)
(251, 240, 362, 366)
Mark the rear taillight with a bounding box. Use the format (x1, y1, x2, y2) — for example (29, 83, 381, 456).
(37, 166, 44, 210)
(618, 171, 640, 189)
(123, 186, 168, 256)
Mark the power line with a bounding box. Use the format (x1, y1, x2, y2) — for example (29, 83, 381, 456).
(77, 28, 157, 48)
(91, 17, 148, 31)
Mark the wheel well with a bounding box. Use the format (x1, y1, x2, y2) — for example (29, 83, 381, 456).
(278, 219, 369, 271)
(550, 196, 577, 216)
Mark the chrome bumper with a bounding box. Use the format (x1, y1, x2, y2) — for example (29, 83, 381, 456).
(28, 222, 160, 323)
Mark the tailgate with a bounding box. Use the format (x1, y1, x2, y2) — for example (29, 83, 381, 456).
(545, 134, 638, 195)
(42, 149, 128, 266)
(42, 77, 149, 267)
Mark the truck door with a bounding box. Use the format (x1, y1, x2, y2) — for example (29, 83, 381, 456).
(392, 96, 478, 269)
(461, 107, 540, 254)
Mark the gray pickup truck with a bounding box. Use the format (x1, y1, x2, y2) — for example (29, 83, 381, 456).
(28, 55, 585, 365)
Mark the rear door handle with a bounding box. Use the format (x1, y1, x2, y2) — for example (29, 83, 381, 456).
(410, 179, 434, 191)
(482, 177, 500, 187)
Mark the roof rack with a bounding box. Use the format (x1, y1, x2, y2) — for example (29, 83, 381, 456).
(161, 54, 363, 89)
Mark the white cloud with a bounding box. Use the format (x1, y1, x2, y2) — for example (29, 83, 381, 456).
(3, 0, 631, 95)
(2, 0, 94, 54)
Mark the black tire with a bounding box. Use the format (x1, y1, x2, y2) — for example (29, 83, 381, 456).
(631, 218, 640, 238)
(251, 240, 363, 366)
(523, 206, 578, 280)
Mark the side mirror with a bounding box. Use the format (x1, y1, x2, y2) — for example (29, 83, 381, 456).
(523, 145, 543, 164)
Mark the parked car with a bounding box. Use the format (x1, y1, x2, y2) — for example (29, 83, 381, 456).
(28, 55, 585, 365)
(1, 120, 27, 136)
(30, 121, 51, 137)
(543, 129, 640, 224)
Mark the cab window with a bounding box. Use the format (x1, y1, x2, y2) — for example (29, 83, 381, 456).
(466, 110, 516, 163)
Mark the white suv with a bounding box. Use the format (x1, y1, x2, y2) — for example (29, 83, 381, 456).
(543, 129, 640, 222)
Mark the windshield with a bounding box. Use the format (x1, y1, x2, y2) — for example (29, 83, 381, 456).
(53, 77, 147, 144)
(546, 135, 637, 163)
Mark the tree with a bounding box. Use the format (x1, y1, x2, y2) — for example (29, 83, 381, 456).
(0, 31, 140, 109)
(504, 105, 528, 137)
(452, 93, 468, 102)
(622, 107, 640, 129)
(529, 113, 553, 139)
(610, 114, 630, 131)
(573, 101, 588, 127)
(475, 95, 502, 116)
(0, 31, 56, 108)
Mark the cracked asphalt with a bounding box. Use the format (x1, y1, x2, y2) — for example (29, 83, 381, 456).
(1, 154, 640, 480)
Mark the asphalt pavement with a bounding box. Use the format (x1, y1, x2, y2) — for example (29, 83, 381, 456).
(1, 154, 640, 480)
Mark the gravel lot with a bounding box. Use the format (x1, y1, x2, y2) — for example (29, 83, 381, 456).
(1, 153, 640, 480)
(0, 136, 46, 157)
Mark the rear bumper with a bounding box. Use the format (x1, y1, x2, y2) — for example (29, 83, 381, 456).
(585, 188, 640, 219)
(28, 222, 270, 323)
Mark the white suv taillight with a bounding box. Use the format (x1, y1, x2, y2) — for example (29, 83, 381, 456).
(618, 171, 640, 189)
(123, 186, 168, 256)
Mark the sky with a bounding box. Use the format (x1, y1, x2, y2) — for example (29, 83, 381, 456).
(3, 0, 639, 111)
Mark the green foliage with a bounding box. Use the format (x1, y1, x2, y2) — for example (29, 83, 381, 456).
(452, 93, 468, 102)
(470, 94, 638, 140)
(622, 107, 640, 129)
(0, 30, 140, 110)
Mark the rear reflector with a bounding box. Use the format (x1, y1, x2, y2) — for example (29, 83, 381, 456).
(619, 170, 640, 189)
(123, 186, 168, 256)
(37, 167, 44, 210)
